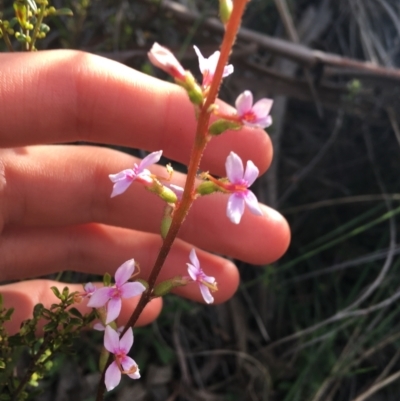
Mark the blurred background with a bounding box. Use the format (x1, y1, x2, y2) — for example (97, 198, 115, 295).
(3, 0, 400, 400)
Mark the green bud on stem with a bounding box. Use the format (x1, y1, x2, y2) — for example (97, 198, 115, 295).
(196, 181, 221, 196)
(209, 119, 242, 136)
(219, 0, 233, 25)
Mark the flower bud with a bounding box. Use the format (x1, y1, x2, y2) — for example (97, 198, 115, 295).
(219, 0, 233, 25)
(153, 276, 190, 297)
(177, 72, 204, 106)
(196, 181, 221, 196)
(99, 347, 110, 372)
(148, 43, 186, 81)
(209, 119, 242, 136)
(161, 215, 172, 239)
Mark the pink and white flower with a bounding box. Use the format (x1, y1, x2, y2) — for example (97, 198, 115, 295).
(186, 249, 217, 304)
(87, 259, 146, 324)
(104, 326, 140, 391)
(109, 150, 162, 198)
(235, 90, 273, 128)
(148, 43, 186, 80)
(193, 45, 233, 87)
(225, 152, 263, 224)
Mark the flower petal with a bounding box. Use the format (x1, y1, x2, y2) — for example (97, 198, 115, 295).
(148, 43, 186, 80)
(252, 98, 273, 118)
(120, 282, 146, 299)
(139, 150, 163, 170)
(223, 64, 234, 77)
(193, 45, 206, 74)
(115, 259, 135, 286)
(199, 283, 214, 304)
(189, 248, 200, 270)
(106, 297, 122, 324)
(235, 90, 253, 115)
(187, 263, 199, 281)
(105, 361, 121, 391)
(109, 170, 135, 198)
(225, 152, 244, 183)
(121, 356, 141, 379)
(119, 327, 134, 353)
(244, 191, 263, 216)
(227, 194, 245, 224)
(87, 287, 112, 308)
(243, 160, 259, 186)
(104, 326, 119, 353)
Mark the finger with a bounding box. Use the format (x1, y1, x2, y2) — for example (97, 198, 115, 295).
(2, 280, 162, 335)
(1, 146, 290, 264)
(0, 50, 272, 176)
(0, 224, 239, 303)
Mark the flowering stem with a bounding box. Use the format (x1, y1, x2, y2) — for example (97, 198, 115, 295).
(95, 1, 248, 398)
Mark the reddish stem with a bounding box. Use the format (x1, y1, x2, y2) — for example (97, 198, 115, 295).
(95, 1, 248, 399)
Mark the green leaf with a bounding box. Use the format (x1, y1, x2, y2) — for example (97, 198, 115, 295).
(53, 8, 73, 16)
(50, 287, 61, 299)
(69, 308, 82, 318)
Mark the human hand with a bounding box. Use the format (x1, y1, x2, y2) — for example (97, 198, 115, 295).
(0, 50, 290, 333)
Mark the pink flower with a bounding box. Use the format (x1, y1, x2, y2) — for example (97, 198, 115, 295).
(235, 90, 273, 128)
(87, 259, 146, 324)
(74, 282, 96, 303)
(193, 45, 233, 87)
(225, 152, 263, 224)
(186, 249, 217, 304)
(148, 43, 186, 80)
(104, 326, 140, 391)
(109, 150, 162, 197)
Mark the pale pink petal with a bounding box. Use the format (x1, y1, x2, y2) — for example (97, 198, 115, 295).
(105, 361, 121, 391)
(244, 191, 263, 216)
(120, 282, 146, 299)
(199, 283, 214, 304)
(121, 356, 140, 379)
(139, 150, 163, 170)
(93, 322, 105, 331)
(223, 64, 234, 77)
(115, 259, 135, 286)
(187, 263, 199, 281)
(84, 282, 96, 294)
(226, 152, 244, 183)
(203, 274, 216, 284)
(235, 91, 253, 115)
(148, 43, 185, 79)
(189, 248, 200, 270)
(119, 327, 134, 353)
(206, 51, 220, 73)
(193, 45, 207, 73)
(106, 297, 122, 324)
(243, 160, 259, 186)
(104, 326, 119, 353)
(227, 194, 245, 224)
(109, 171, 134, 198)
(87, 287, 113, 308)
(245, 114, 272, 129)
(168, 184, 184, 200)
(252, 98, 273, 118)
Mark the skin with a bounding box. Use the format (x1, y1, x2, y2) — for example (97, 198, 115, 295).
(0, 50, 291, 334)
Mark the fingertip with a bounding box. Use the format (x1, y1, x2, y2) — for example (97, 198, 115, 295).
(257, 205, 291, 264)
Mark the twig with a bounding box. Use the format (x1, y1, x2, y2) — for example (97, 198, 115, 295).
(351, 369, 400, 401)
(148, 0, 400, 81)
